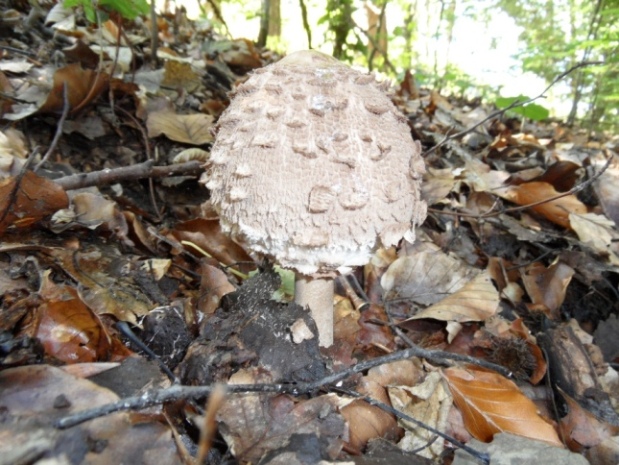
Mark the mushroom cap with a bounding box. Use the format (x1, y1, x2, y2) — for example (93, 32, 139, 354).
(203, 50, 426, 277)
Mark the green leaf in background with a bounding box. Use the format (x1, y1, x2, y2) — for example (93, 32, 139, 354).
(64, 0, 149, 23)
(100, 0, 149, 20)
(495, 95, 550, 121)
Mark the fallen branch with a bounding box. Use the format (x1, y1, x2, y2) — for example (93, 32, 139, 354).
(53, 160, 204, 191)
(55, 344, 510, 430)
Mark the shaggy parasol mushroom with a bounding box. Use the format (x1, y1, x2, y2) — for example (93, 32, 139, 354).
(203, 50, 426, 347)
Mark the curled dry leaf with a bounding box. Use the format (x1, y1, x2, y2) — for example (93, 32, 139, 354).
(169, 218, 255, 274)
(33, 271, 115, 364)
(593, 160, 619, 226)
(198, 262, 236, 315)
(569, 212, 619, 265)
(146, 109, 214, 145)
(381, 241, 479, 306)
(217, 368, 346, 462)
(405, 272, 499, 323)
(0, 171, 69, 236)
(0, 365, 179, 464)
(340, 359, 423, 451)
(341, 377, 400, 452)
(442, 366, 562, 446)
(389, 371, 452, 460)
(520, 261, 574, 319)
(559, 388, 619, 451)
(499, 181, 587, 229)
(39, 63, 110, 114)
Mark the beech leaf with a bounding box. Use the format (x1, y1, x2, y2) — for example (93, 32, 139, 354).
(442, 367, 562, 446)
(405, 272, 499, 323)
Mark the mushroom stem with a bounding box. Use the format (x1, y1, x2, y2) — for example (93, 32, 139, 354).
(294, 276, 334, 347)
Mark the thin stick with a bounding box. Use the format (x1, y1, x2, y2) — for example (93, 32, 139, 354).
(333, 386, 489, 464)
(34, 82, 70, 172)
(53, 160, 203, 191)
(54, 344, 511, 430)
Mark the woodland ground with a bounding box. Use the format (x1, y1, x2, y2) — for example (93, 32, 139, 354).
(0, 3, 618, 465)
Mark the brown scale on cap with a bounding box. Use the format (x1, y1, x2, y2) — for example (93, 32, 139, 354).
(202, 50, 426, 347)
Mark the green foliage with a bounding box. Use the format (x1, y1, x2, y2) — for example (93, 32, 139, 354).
(495, 96, 550, 121)
(494, 0, 618, 130)
(318, 0, 365, 62)
(64, 0, 149, 23)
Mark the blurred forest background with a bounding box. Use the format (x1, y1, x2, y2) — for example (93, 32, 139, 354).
(178, 0, 618, 133)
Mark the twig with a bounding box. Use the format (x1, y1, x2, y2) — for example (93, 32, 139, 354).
(350, 17, 397, 75)
(116, 321, 179, 384)
(34, 82, 70, 172)
(205, 0, 231, 38)
(423, 61, 604, 158)
(195, 384, 227, 464)
(333, 387, 489, 464)
(115, 106, 161, 217)
(427, 148, 614, 220)
(53, 160, 203, 191)
(54, 344, 511, 429)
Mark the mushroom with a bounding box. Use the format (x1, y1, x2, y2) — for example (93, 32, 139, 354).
(202, 50, 426, 347)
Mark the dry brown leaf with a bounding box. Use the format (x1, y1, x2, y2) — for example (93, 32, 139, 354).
(0, 171, 69, 236)
(381, 240, 479, 306)
(341, 377, 399, 451)
(559, 388, 619, 450)
(218, 368, 346, 462)
(389, 371, 452, 459)
(39, 63, 110, 114)
(146, 109, 214, 145)
(499, 181, 587, 229)
(569, 212, 619, 265)
(169, 218, 255, 274)
(162, 60, 201, 92)
(593, 157, 619, 226)
(50, 248, 153, 324)
(442, 367, 563, 446)
(33, 271, 113, 363)
(341, 359, 424, 451)
(198, 262, 236, 315)
(520, 261, 574, 319)
(405, 272, 499, 323)
(0, 365, 179, 464)
(422, 167, 457, 205)
(532, 160, 581, 192)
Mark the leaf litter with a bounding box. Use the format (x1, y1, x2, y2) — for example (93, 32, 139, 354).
(0, 3, 617, 465)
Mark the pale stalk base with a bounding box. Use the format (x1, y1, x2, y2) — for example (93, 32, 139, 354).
(294, 276, 334, 347)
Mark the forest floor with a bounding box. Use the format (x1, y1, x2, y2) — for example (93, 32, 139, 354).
(0, 3, 618, 465)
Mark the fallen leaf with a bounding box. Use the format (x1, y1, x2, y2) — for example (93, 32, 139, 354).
(559, 388, 619, 450)
(381, 241, 479, 306)
(0, 365, 179, 464)
(499, 181, 587, 229)
(521, 261, 574, 319)
(405, 272, 499, 323)
(217, 368, 346, 462)
(32, 271, 119, 363)
(147, 109, 214, 145)
(389, 371, 452, 460)
(442, 366, 562, 446)
(569, 212, 619, 264)
(0, 171, 69, 236)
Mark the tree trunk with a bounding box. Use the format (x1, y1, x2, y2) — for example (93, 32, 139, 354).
(257, 0, 269, 47)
